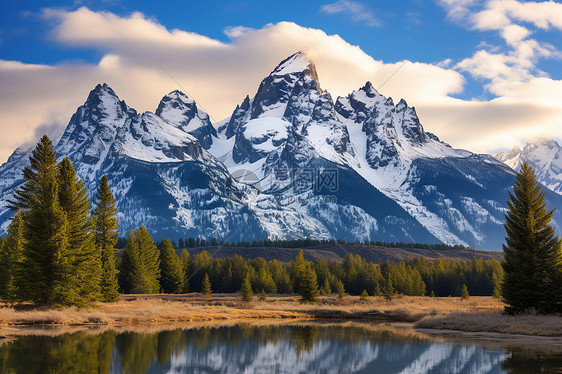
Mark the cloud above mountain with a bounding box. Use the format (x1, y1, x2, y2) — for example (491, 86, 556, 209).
(0, 5, 561, 163)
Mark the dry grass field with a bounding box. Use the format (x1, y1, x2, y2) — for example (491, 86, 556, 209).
(0, 294, 560, 337)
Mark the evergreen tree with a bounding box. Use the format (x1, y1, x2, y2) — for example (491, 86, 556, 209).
(291, 250, 307, 294)
(179, 250, 190, 293)
(501, 163, 562, 314)
(93, 175, 120, 302)
(0, 210, 25, 302)
(461, 284, 470, 300)
(119, 227, 161, 294)
(240, 274, 253, 302)
(259, 289, 267, 301)
(201, 273, 212, 298)
(360, 289, 369, 301)
(335, 279, 345, 300)
(57, 157, 101, 305)
(299, 266, 319, 302)
(319, 277, 332, 296)
(383, 274, 395, 301)
(12, 136, 73, 305)
(159, 239, 184, 293)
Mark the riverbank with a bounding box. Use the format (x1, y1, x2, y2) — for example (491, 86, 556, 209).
(1, 295, 560, 337)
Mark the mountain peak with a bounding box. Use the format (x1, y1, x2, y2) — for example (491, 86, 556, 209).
(270, 51, 321, 90)
(527, 137, 560, 149)
(155, 90, 196, 118)
(87, 83, 118, 101)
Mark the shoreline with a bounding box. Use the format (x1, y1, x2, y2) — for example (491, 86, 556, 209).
(1, 295, 560, 339)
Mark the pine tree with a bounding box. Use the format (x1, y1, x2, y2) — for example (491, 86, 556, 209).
(179, 250, 190, 293)
(0, 210, 25, 302)
(502, 163, 562, 314)
(201, 273, 212, 298)
(58, 158, 101, 305)
(335, 279, 345, 300)
(299, 266, 319, 302)
(159, 239, 184, 294)
(360, 289, 369, 301)
(119, 227, 161, 294)
(319, 277, 332, 296)
(461, 284, 470, 300)
(240, 274, 253, 302)
(93, 175, 120, 302)
(291, 250, 307, 294)
(12, 136, 72, 305)
(383, 274, 395, 301)
(259, 289, 267, 301)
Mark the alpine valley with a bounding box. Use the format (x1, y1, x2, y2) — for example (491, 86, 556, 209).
(0, 52, 560, 250)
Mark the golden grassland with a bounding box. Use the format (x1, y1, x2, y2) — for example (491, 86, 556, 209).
(0, 294, 561, 337)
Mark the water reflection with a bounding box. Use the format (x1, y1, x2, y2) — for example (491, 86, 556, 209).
(0, 324, 560, 373)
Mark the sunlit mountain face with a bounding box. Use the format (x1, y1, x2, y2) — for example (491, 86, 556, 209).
(0, 53, 560, 249)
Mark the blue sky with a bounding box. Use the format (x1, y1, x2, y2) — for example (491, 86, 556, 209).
(0, 0, 561, 162)
(0, 1, 500, 98)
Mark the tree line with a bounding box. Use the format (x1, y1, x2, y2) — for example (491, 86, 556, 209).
(154, 237, 470, 251)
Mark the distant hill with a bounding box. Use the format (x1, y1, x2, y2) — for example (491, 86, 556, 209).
(183, 243, 503, 263)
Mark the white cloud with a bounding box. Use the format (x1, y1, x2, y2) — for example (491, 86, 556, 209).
(320, 0, 380, 27)
(0, 6, 561, 162)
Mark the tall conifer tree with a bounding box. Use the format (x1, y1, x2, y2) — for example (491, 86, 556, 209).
(93, 175, 120, 302)
(502, 163, 562, 314)
(13, 136, 71, 305)
(159, 239, 184, 294)
(58, 157, 101, 305)
(0, 210, 25, 302)
(119, 226, 161, 294)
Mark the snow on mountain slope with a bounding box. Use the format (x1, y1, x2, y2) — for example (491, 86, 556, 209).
(0, 52, 560, 248)
(155, 90, 217, 149)
(0, 84, 267, 241)
(495, 138, 562, 195)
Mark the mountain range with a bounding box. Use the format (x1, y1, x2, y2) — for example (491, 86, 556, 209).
(495, 138, 562, 196)
(0, 51, 560, 250)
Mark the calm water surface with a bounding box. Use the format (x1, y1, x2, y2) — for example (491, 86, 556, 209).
(0, 323, 561, 373)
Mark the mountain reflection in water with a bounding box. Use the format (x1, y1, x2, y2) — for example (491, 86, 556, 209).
(0, 323, 560, 373)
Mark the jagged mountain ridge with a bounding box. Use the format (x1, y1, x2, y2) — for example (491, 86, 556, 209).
(495, 138, 562, 196)
(0, 51, 560, 250)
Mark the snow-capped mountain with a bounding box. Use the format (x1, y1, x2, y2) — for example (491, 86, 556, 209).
(0, 84, 266, 241)
(495, 138, 562, 195)
(0, 52, 560, 250)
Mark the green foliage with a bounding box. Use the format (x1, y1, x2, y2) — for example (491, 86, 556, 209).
(291, 250, 307, 294)
(94, 175, 120, 302)
(259, 289, 267, 301)
(461, 284, 470, 300)
(319, 277, 332, 296)
(159, 239, 184, 294)
(179, 250, 190, 293)
(360, 289, 369, 301)
(201, 273, 212, 298)
(14, 136, 73, 305)
(240, 274, 253, 302)
(119, 227, 161, 294)
(335, 279, 345, 300)
(383, 274, 395, 301)
(57, 157, 101, 305)
(501, 163, 562, 314)
(299, 265, 319, 302)
(0, 210, 25, 302)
